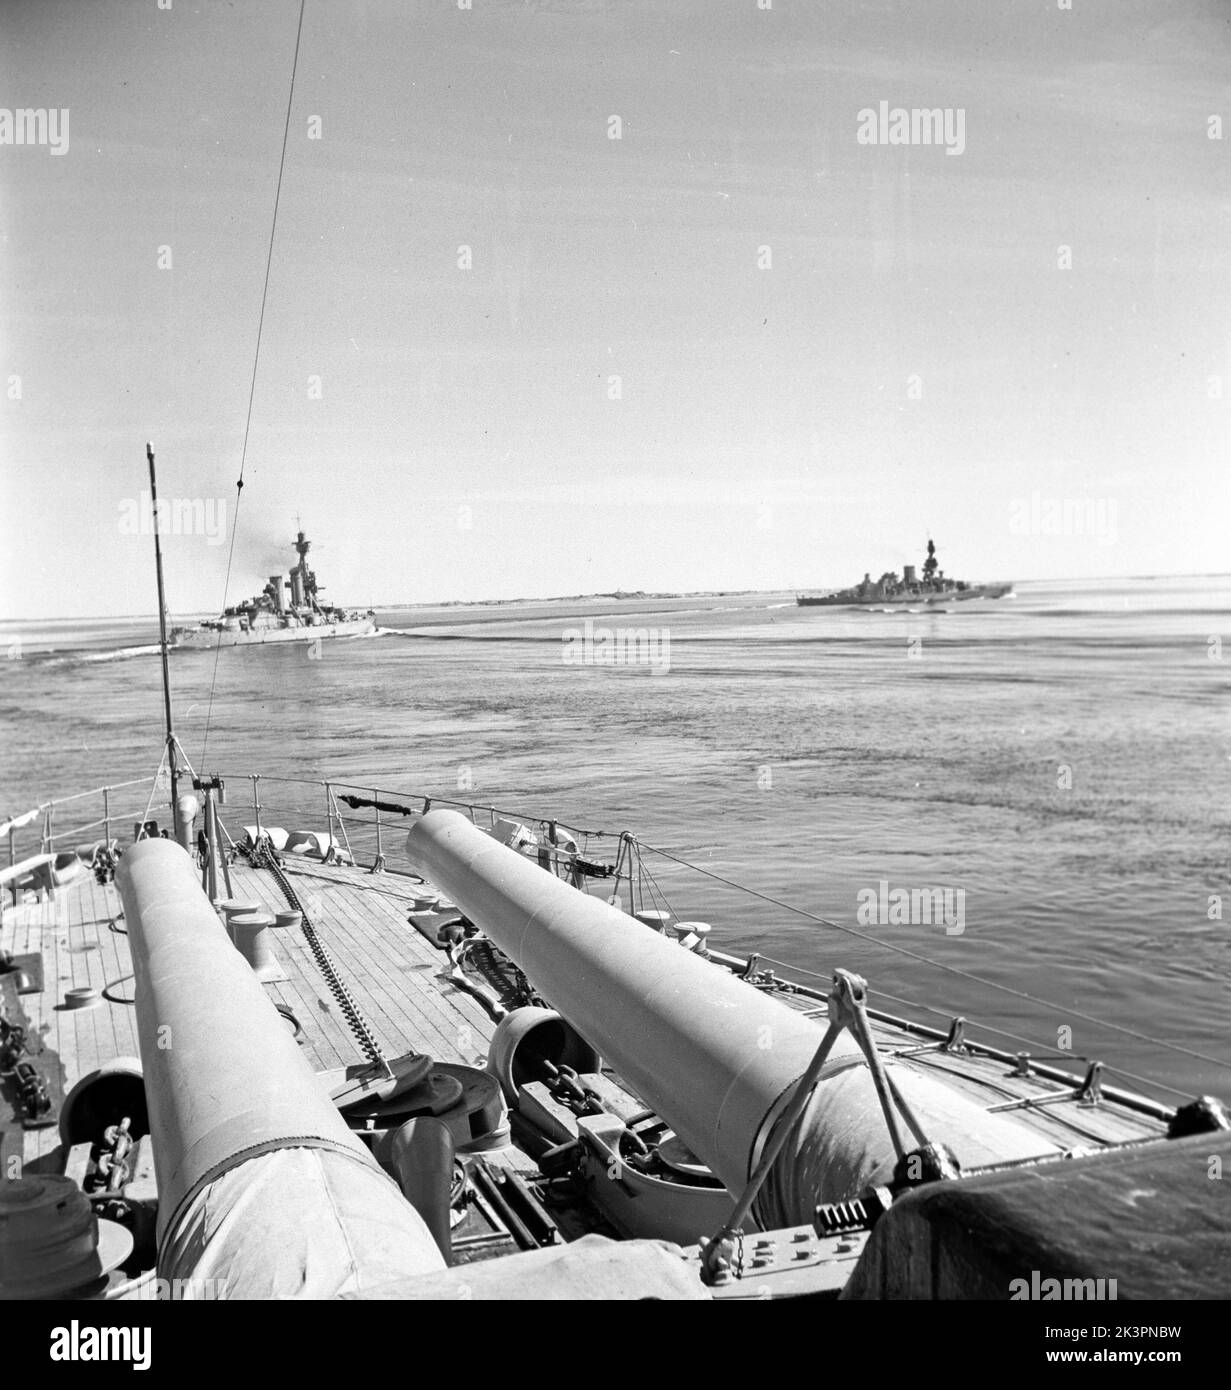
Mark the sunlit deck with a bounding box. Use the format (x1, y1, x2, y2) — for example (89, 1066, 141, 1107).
(2, 847, 1170, 1192)
(0, 858, 500, 1178)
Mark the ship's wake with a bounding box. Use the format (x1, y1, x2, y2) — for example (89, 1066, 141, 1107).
(29, 644, 164, 668)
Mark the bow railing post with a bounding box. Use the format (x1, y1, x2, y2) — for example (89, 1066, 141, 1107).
(372, 788, 385, 872)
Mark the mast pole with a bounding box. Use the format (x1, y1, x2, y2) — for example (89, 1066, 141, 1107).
(146, 442, 181, 825)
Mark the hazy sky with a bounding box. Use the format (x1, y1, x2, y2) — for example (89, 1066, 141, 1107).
(2, 0, 1228, 618)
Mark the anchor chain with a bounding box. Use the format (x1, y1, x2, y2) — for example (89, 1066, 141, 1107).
(246, 837, 386, 1068)
(532, 1060, 653, 1163)
(536, 1059, 606, 1117)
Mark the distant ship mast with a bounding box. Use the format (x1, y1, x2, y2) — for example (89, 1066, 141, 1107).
(288, 528, 322, 609)
(922, 537, 939, 581)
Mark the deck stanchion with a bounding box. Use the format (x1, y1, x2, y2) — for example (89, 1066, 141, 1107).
(373, 788, 385, 871)
(251, 775, 262, 842)
(328, 786, 355, 865)
(103, 787, 111, 847)
(208, 796, 219, 902)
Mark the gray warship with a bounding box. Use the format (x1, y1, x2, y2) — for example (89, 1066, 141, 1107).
(171, 527, 375, 649)
(1, 456, 1228, 1300)
(3, 7, 1224, 1305)
(798, 539, 1013, 607)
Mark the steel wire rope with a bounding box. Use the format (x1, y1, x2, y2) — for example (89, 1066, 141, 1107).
(635, 840, 1231, 1074)
(200, 0, 307, 765)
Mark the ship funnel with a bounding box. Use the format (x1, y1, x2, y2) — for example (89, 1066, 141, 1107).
(117, 838, 445, 1296)
(268, 575, 284, 613)
(406, 811, 1059, 1227)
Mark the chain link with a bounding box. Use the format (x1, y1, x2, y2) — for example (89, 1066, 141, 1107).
(247, 838, 386, 1067)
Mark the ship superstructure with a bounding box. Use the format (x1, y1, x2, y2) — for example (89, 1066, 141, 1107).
(1, 455, 1227, 1301)
(798, 538, 1013, 607)
(171, 528, 375, 648)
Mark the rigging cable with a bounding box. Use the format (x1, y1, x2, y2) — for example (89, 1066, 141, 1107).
(635, 839, 1231, 1075)
(760, 959, 1195, 1102)
(200, 0, 308, 766)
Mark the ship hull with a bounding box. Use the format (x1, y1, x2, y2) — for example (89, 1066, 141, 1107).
(797, 583, 1013, 607)
(172, 616, 377, 648)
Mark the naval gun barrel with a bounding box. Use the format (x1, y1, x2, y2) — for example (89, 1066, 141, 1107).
(407, 811, 1058, 1225)
(117, 838, 444, 1296)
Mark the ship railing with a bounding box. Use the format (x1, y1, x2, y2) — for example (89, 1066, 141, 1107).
(210, 771, 622, 883)
(2, 776, 163, 883)
(206, 769, 1227, 1115)
(200, 770, 1213, 1117)
(23, 765, 1202, 1118)
(1, 778, 162, 861)
(625, 839, 1217, 1116)
(703, 947, 1185, 1119)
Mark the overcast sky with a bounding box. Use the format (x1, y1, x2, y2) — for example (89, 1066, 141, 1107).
(1, 0, 1228, 618)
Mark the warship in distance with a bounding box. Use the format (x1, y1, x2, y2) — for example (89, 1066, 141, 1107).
(797, 538, 1013, 607)
(170, 527, 376, 648)
(0, 457, 1227, 1302)
(3, 8, 1226, 1302)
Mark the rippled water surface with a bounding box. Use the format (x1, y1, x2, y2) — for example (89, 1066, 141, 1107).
(3, 575, 1229, 1099)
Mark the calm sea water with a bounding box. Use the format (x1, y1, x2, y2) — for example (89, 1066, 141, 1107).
(2, 576, 1229, 1101)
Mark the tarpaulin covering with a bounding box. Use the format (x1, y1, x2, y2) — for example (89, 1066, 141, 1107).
(162, 1147, 445, 1299)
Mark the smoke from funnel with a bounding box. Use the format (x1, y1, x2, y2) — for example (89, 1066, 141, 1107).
(234, 521, 297, 593)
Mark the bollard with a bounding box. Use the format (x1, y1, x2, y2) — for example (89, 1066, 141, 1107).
(634, 909, 672, 935)
(218, 898, 261, 944)
(673, 921, 712, 955)
(229, 911, 287, 983)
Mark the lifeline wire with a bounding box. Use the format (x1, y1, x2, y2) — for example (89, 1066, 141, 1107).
(201, 0, 307, 765)
(636, 840, 1231, 1075)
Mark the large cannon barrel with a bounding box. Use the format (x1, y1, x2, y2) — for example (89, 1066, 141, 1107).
(406, 811, 1059, 1225)
(117, 838, 444, 1296)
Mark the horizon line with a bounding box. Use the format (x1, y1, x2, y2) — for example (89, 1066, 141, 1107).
(3, 572, 1229, 625)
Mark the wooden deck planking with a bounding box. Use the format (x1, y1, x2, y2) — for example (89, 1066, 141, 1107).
(312, 886, 424, 1057)
(0, 873, 139, 1170)
(361, 882, 498, 1049)
(322, 883, 489, 1060)
(230, 864, 416, 1066)
(222, 865, 356, 1072)
(223, 860, 497, 1073)
(285, 866, 495, 1061)
(357, 886, 498, 1052)
(3, 850, 1169, 1183)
